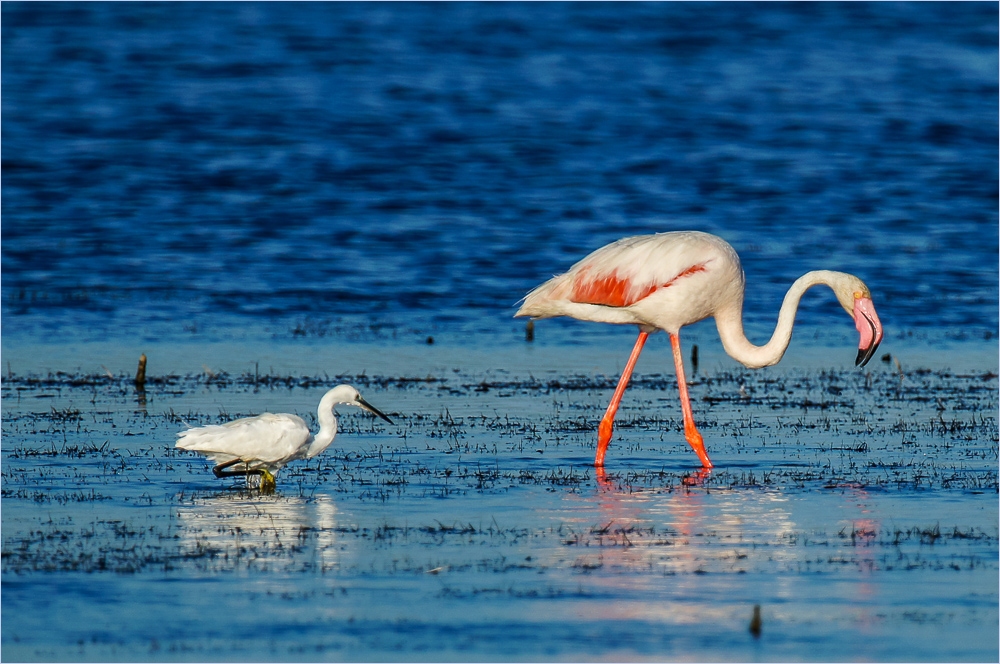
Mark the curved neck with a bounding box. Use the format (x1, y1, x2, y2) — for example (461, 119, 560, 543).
(714, 271, 842, 369)
(305, 393, 339, 458)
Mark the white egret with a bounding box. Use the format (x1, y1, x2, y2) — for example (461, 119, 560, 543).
(176, 384, 393, 491)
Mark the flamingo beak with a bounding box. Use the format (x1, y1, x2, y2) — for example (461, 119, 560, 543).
(853, 297, 883, 367)
(357, 395, 394, 424)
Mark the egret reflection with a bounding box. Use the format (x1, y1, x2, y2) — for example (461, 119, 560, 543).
(174, 492, 341, 573)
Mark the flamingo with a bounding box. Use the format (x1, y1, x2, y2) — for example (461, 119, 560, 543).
(515, 231, 883, 469)
(176, 384, 393, 491)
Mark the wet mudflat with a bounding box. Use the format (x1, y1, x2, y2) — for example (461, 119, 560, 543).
(2, 353, 997, 662)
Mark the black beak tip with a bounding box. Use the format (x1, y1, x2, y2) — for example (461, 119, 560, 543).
(855, 341, 881, 368)
(368, 407, 393, 425)
(855, 314, 881, 368)
(357, 396, 394, 425)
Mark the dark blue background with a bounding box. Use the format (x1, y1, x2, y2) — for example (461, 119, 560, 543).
(3, 2, 997, 346)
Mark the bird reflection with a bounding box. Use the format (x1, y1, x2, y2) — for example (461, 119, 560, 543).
(582, 464, 886, 631)
(589, 465, 718, 582)
(174, 492, 341, 573)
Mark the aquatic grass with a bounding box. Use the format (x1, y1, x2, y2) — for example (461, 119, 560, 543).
(2, 363, 997, 583)
(4, 503, 995, 576)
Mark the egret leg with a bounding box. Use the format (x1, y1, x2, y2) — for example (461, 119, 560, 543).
(258, 469, 276, 494)
(212, 459, 276, 492)
(212, 458, 252, 478)
(596, 331, 649, 467)
(670, 333, 713, 468)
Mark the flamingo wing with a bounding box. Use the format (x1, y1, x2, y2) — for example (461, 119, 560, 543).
(517, 232, 723, 318)
(569, 261, 708, 307)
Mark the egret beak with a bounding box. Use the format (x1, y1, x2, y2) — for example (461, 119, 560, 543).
(853, 297, 883, 367)
(357, 396, 394, 424)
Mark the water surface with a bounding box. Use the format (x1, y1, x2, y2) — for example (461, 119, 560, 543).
(2, 365, 997, 661)
(2, 3, 998, 662)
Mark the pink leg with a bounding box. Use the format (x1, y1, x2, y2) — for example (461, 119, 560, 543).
(670, 333, 713, 468)
(596, 331, 648, 467)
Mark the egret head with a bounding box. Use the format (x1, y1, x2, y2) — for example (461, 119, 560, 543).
(328, 384, 394, 424)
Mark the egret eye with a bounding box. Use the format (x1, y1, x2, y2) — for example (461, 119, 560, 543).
(176, 384, 393, 489)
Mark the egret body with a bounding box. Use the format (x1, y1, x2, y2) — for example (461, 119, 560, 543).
(176, 384, 392, 491)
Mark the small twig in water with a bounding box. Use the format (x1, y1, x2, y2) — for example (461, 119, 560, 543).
(135, 354, 147, 390)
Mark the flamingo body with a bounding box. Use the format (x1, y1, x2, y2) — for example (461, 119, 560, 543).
(518, 232, 744, 333)
(516, 231, 884, 469)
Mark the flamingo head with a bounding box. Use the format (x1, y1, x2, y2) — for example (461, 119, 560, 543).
(832, 276, 883, 367)
(852, 295, 883, 367)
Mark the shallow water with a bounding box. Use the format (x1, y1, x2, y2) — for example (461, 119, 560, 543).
(2, 2, 999, 662)
(2, 360, 998, 661)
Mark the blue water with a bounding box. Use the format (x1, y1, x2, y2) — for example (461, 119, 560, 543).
(2, 365, 997, 661)
(3, 1, 997, 352)
(2, 3, 999, 662)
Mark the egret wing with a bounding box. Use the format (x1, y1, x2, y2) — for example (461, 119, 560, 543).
(176, 413, 311, 466)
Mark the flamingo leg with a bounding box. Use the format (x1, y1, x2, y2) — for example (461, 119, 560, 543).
(670, 332, 713, 468)
(595, 331, 649, 466)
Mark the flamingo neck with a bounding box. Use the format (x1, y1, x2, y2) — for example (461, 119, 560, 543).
(714, 270, 843, 369)
(305, 393, 340, 458)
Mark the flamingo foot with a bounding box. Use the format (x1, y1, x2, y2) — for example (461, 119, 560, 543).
(594, 465, 614, 490)
(684, 425, 713, 469)
(681, 468, 713, 486)
(595, 418, 614, 466)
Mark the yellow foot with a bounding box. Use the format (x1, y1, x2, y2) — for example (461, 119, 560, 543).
(258, 469, 276, 494)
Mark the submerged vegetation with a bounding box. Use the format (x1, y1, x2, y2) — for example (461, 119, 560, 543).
(2, 363, 997, 660)
(3, 363, 997, 568)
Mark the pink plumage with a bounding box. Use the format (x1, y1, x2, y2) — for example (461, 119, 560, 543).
(516, 231, 883, 469)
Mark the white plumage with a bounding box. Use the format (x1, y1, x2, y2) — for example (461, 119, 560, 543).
(519, 232, 744, 330)
(176, 384, 392, 490)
